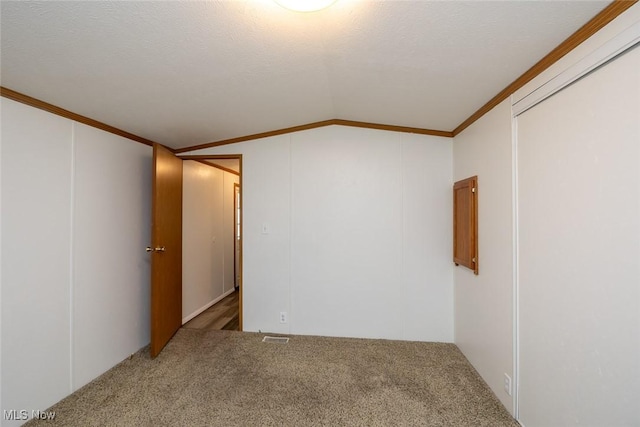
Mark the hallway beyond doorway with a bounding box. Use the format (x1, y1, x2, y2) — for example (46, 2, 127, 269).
(182, 291, 239, 331)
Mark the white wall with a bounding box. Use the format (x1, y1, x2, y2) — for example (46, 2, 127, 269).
(202, 134, 292, 335)
(1, 100, 73, 426)
(401, 135, 453, 340)
(183, 125, 453, 341)
(72, 123, 151, 390)
(453, 99, 514, 414)
(0, 98, 152, 426)
(516, 45, 640, 427)
(182, 161, 238, 322)
(451, 4, 640, 422)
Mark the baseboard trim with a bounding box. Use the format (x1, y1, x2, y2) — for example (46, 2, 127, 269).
(181, 288, 236, 324)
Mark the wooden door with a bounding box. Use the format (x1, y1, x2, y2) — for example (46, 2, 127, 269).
(150, 143, 183, 357)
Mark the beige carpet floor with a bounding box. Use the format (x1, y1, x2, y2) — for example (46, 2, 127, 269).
(27, 329, 518, 426)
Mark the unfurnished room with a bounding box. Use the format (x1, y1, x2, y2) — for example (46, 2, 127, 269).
(1, 1, 639, 426)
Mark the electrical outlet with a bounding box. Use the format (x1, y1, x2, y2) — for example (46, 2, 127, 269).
(504, 374, 512, 396)
(279, 311, 287, 324)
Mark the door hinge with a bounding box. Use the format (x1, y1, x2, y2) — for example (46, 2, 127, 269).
(471, 187, 476, 193)
(472, 257, 476, 263)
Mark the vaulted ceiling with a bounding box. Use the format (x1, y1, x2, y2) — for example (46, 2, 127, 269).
(1, 0, 610, 150)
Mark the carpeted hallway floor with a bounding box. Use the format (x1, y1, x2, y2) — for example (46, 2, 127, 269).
(27, 329, 518, 426)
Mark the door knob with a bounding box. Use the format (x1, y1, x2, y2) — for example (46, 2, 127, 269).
(146, 246, 166, 253)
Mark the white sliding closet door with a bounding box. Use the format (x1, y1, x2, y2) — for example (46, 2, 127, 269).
(516, 47, 640, 426)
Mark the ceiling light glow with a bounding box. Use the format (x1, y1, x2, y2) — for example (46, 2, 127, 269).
(274, 0, 337, 12)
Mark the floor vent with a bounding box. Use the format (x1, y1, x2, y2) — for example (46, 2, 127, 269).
(262, 336, 289, 344)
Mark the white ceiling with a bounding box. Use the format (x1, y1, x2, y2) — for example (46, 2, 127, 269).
(1, 0, 609, 150)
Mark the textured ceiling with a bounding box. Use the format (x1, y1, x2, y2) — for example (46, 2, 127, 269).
(1, 0, 609, 149)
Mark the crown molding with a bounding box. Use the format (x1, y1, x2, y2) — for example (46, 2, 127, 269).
(174, 120, 335, 153)
(174, 119, 452, 154)
(452, 0, 638, 136)
(0, 86, 159, 148)
(333, 119, 453, 138)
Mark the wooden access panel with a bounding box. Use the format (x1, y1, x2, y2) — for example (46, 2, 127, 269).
(453, 176, 478, 275)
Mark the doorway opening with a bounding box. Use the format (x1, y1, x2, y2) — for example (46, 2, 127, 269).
(179, 154, 243, 332)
